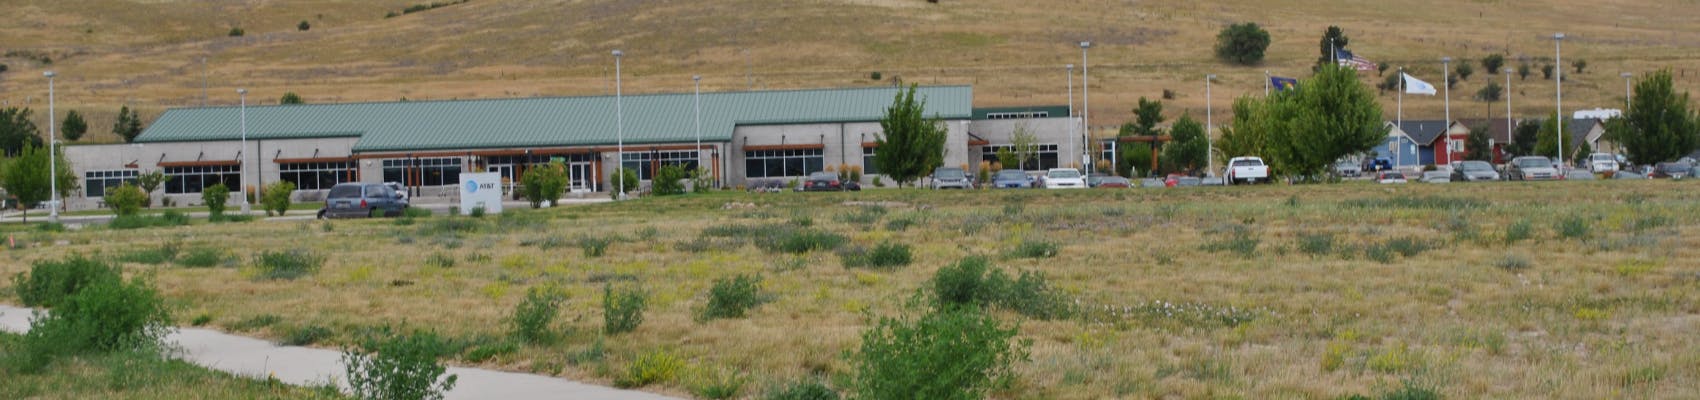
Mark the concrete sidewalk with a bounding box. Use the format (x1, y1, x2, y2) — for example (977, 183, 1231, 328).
(0, 198, 611, 225)
(0, 305, 677, 400)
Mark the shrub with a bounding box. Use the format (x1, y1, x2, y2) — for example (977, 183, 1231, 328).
(1296, 232, 1336, 256)
(1378, 380, 1441, 400)
(1504, 219, 1533, 243)
(835, 206, 887, 225)
(929, 257, 1069, 319)
(1202, 228, 1259, 257)
(839, 241, 913, 269)
(117, 241, 181, 265)
(103, 183, 146, 216)
(616, 350, 684, 388)
(610, 167, 639, 199)
(851, 308, 1027, 400)
(342, 331, 459, 400)
(297, 20, 311, 31)
(7, 275, 171, 373)
(761, 229, 846, 254)
(689, 369, 748, 400)
(932, 256, 995, 310)
(230, 314, 283, 331)
(261, 181, 295, 216)
(1494, 255, 1531, 271)
(652, 165, 688, 196)
(463, 340, 518, 363)
(283, 324, 333, 346)
(509, 287, 565, 344)
(403, 207, 432, 218)
(176, 247, 230, 268)
(521, 162, 569, 208)
(1214, 22, 1271, 65)
(252, 249, 324, 281)
(12, 255, 120, 307)
(1556, 215, 1591, 239)
(425, 252, 456, 268)
(201, 183, 230, 217)
(1007, 239, 1058, 259)
(765, 379, 840, 400)
(228, 27, 244, 37)
(603, 284, 647, 334)
(579, 236, 612, 257)
(698, 274, 772, 321)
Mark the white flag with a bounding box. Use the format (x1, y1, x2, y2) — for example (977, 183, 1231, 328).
(1402, 73, 1437, 95)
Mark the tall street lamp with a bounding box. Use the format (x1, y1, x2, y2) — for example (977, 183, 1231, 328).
(238, 88, 250, 214)
(613, 49, 625, 199)
(1066, 64, 1075, 173)
(46, 71, 58, 223)
(1079, 41, 1092, 174)
(1621, 72, 1633, 111)
(1205, 74, 1216, 177)
(1442, 56, 1453, 165)
(1554, 33, 1565, 168)
(693, 75, 703, 184)
(1505, 68, 1515, 159)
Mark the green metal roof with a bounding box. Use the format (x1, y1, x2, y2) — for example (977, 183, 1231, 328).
(972, 105, 1070, 119)
(137, 86, 974, 153)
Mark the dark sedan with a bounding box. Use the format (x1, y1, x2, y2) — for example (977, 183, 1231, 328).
(803, 172, 857, 191)
(1651, 162, 1692, 180)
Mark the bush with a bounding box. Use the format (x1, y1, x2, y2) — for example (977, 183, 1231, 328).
(12, 255, 120, 308)
(228, 27, 244, 37)
(616, 350, 683, 388)
(579, 236, 612, 257)
(117, 241, 181, 265)
(610, 167, 639, 199)
(761, 229, 846, 254)
(282, 324, 333, 346)
(698, 274, 772, 321)
(252, 249, 324, 281)
(343, 331, 459, 400)
(7, 275, 172, 373)
(257, 181, 294, 216)
(839, 241, 913, 269)
(765, 379, 840, 400)
(201, 183, 230, 217)
(835, 206, 887, 225)
(1007, 239, 1058, 259)
(603, 284, 646, 334)
(1495, 255, 1532, 271)
(652, 164, 688, 196)
(851, 308, 1027, 400)
(1504, 219, 1533, 243)
(176, 247, 230, 268)
(932, 257, 995, 310)
(689, 369, 748, 399)
(509, 287, 565, 344)
(1296, 232, 1336, 256)
(1215, 22, 1271, 65)
(103, 183, 147, 216)
(403, 207, 432, 218)
(521, 162, 569, 208)
(1557, 215, 1591, 239)
(930, 257, 1070, 319)
(463, 340, 518, 363)
(1202, 227, 1260, 257)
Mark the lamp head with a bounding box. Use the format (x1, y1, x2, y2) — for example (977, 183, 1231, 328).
(237, 88, 247, 95)
(693, 75, 701, 81)
(1554, 33, 1566, 40)
(1066, 64, 1074, 70)
(1504, 68, 1515, 74)
(612, 49, 624, 57)
(1441, 57, 1452, 63)
(44, 71, 55, 78)
(1079, 41, 1091, 49)
(1621, 72, 1633, 78)
(1206, 74, 1216, 80)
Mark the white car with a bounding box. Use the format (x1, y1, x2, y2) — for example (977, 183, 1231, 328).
(1043, 168, 1086, 189)
(1377, 171, 1408, 184)
(1224, 156, 1270, 185)
(1587, 153, 1619, 173)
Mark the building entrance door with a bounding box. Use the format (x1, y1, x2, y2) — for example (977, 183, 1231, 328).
(569, 162, 593, 192)
(488, 165, 514, 195)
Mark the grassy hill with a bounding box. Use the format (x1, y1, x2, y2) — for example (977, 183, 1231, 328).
(4, 0, 1700, 143)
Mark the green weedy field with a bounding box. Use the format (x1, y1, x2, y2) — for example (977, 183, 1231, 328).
(0, 333, 345, 399)
(4, 181, 1699, 399)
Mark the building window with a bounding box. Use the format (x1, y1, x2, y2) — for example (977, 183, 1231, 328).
(1099, 139, 1117, 166)
(979, 144, 1059, 170)
(382, 158, 461, 187)
(485, 153, 597, 182)
(622, 151, 698, 180)
(164, 165, 241, 194)
(984, 111, 1050, 120)
(84, 169, 139, 197)
(862, 146, 879, 175)
(1449, 139, 1464, 153)
(279, 161, 356, 191)
(744, 148, 824, 178)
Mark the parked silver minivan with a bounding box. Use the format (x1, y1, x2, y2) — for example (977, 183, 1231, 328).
(319, 183, 407, 219)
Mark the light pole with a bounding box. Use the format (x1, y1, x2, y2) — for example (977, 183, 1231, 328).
(1505, 68, 1514, 158)
(1621, 72, 1633, 111)
(1206, 74, 1216, 177)
(1397, 66, 1404, 168)
(238, 88, 250, 214)
(1066, 64, 1075, 173)
(1079, 41, 1092, 174)
(46, 71, 58, 223)
(1442, 57, 1452, 165)
(613, 50, 625, 199)
(201, 57, 208, 107)
(1554, 33, 1565, 168)
(693, 75, 703, 182)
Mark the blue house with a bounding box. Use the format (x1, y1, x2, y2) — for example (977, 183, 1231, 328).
(1382, 121, 1449, 166)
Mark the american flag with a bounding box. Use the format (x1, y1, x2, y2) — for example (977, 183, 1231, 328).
(1336, 49, 1377, 72)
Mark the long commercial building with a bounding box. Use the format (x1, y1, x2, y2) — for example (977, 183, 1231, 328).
(62, 85, 1085, 210)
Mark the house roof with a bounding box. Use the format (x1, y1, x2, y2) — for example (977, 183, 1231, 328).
(1392, 120, 1450, 144)
(1457, 118, 1516, 142)
(1569, 118, 1602, 144)
(136, 86, 974, 153)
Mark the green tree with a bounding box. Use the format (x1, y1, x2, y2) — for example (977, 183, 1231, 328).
(1378, 62, 1389, 77)
(261, 181, 295, 216)
(1481, 54, 1505, 75)
(520, 162, 568, 207)
(61, 110, 88, 142)
(113, 106, 143, 143)
(995, 148, 1018, 171)
(1127, 97, 1165, 137)
(1214, 22, 1271, 65)
(1316, 26, 1350, 69)
(1476, 82, 1502, 102)
(1541, 64, 1555, 80)
(137, 170, 169, 208)
(609, 168, 638, 199)
(1533, 112, 1565, 158)
(874, 85, 947, 187)
(1617, 70, 1700, 165)
(201, 183, 230, 217)
(228, 27, 244, 37)
(1116, 143, 1150, 177)
(280, 92, 304, 105)
(2, 145, 64, 222)
(104, 183, 146, 216)
(1572, 59, 1587, 74)
(1216, 96, 1271, 160)
(652, 164, 688, 196)
(1377, 73, 1400, 95)
(1518, 63, 1532, 81)
(1455, 62, 1474, 81)
(1, 107, 44, 156)
(1465, 125, 1493, 161)
(1508, 119, 1541, 157)
(298, 21, 311, 31)
(1247, 65, 1386, 181)
(1160, 115, 1208, 174)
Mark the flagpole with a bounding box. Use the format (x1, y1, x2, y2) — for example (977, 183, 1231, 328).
(1264, 71, 1271, 96)
(1442, 56, 1452, 166)
(1397, 67, 1404, 168)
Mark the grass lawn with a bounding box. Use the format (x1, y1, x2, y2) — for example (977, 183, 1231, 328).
(0, 333, 345, 399)
(3, 180, 1699, 398)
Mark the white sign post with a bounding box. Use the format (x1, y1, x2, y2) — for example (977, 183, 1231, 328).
(459, 172, 503, 215)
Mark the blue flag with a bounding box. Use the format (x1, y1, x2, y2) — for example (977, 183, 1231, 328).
(1270, 76, 1299, 91)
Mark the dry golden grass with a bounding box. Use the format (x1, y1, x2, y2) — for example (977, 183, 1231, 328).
(5, 180, 1700, 398)
(4, 0, 1700, 143)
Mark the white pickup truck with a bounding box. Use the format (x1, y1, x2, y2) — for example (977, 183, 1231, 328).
(1587, 153, 1619, 174)
(1224, 156, 1270, 185)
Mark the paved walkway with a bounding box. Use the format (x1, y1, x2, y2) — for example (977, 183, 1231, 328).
(0, 304, 677, 400)
(0, 198, 611, 225)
